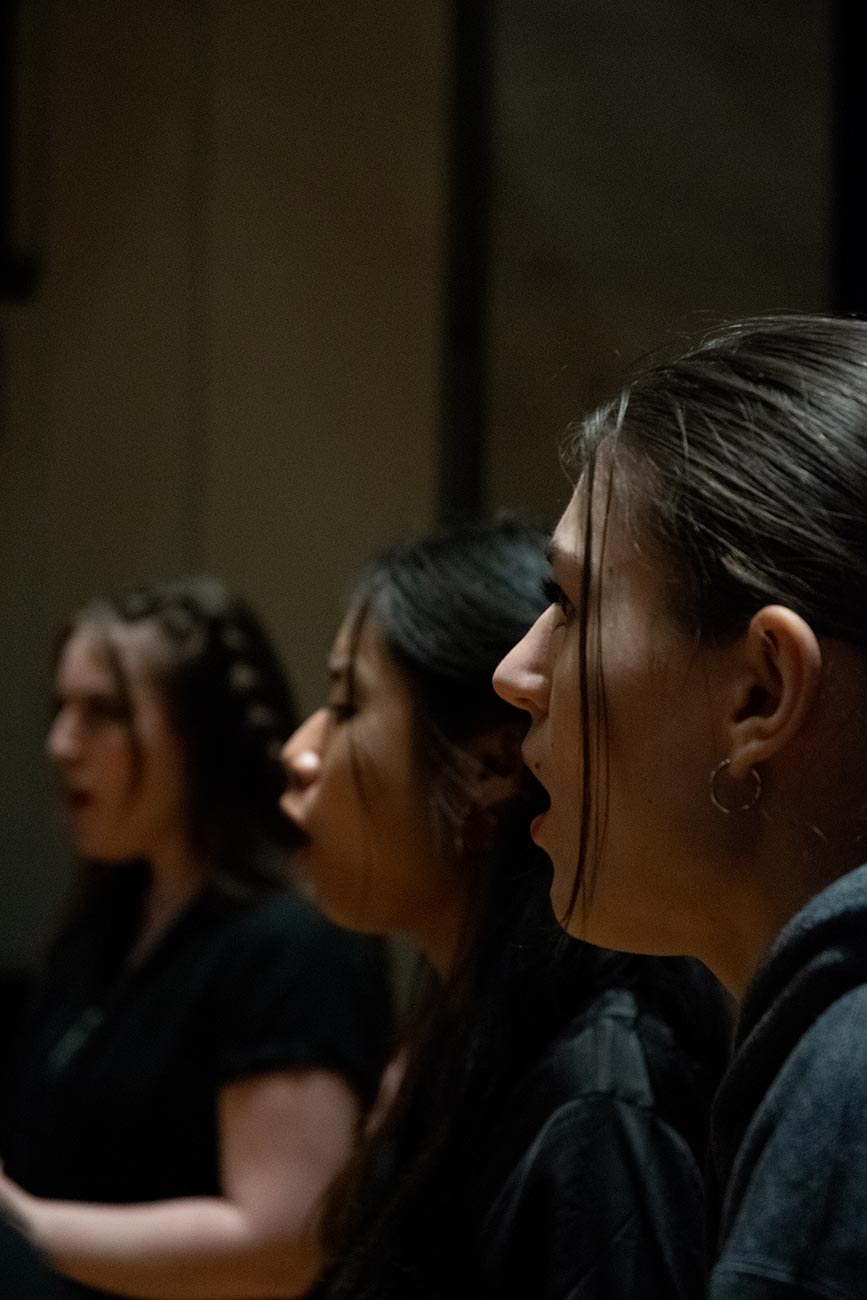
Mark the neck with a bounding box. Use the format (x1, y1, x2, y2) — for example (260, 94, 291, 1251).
(413, 891, 468, 979)
(130, 836, 208, 966)
(700, 834, 848, 1001)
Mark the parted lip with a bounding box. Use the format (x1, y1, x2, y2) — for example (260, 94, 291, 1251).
(60, 785, 94, 808)
(278, 792, 311, 847)
(519, 754, 552, 832)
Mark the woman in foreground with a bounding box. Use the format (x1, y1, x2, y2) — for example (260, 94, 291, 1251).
(495, 314, 867, 1299)
(281, 518, 729, 1300)
(0, 577, 390, 1299)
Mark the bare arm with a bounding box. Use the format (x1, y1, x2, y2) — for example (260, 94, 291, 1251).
(0, 1068, 361, 1299)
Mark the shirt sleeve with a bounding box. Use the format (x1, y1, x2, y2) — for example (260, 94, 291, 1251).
(204, 897, 393, 1109)
(478, 1093, 705, 1300)
(710, 988, 867, 1300)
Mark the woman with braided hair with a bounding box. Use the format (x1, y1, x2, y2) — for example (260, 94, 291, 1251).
(0, 577, 392, 1300)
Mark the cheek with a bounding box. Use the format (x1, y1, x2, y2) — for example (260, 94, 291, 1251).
(126, 746, 188, 831)
(599, 662, 719, 897)
(351, 774, 438, 925)
(307, 739, 372, 871)
(547, 643, 585, 795)
(97, 737, 136, 797)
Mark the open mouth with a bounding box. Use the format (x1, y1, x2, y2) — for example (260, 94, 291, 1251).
(523, 770, 550, 839)
(64, 789, 94, 813)
(278, 794, 312, 852)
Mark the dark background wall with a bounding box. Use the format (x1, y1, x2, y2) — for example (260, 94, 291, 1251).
(488, 0, 830, 520)
(0, 0, 831, 964)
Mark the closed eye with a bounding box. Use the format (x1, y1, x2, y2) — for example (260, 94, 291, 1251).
(542, 575, 573, 616)
(327, 701, 356, 723)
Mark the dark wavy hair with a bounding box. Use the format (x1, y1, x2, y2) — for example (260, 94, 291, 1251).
(57, 575, 298, 896)
(319, 520, 729, 1300)
(560, 313, 867, 915)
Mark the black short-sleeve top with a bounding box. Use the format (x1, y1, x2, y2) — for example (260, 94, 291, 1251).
(4, 885, 391, 1207)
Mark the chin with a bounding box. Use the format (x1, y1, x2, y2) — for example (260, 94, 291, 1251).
(76, 839, 139, 865)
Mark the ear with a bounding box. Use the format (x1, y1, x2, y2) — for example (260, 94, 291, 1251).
(725, 605, 823, 779)
(462, 726, 523, 810)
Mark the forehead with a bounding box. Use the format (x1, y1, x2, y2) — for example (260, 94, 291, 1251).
(329, 608, 410, 700)
(550, 491, 585, 568)
(550, 477, 661, 607)
(58, 622, 165, 696)
(57, 627, 116, 691)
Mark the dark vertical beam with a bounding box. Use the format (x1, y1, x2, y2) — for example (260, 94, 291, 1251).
(439, 0, 493, 524)
(0, 0, 37, 300)
(832, 0, 867, 314)
(184, 0, 210, 572)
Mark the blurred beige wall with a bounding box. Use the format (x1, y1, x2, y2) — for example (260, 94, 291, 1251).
(0, 1, 447, 962)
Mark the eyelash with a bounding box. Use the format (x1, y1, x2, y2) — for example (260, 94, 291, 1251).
(542, 576, 573, 616)
(327, 701, 356, 723)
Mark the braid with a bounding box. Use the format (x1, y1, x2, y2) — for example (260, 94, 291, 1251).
(218, 615, 289, 768)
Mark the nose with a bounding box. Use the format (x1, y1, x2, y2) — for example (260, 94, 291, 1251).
(493, 616, 550, 719)
(281, 709, 329, 790)
(46, 707, 79, 766)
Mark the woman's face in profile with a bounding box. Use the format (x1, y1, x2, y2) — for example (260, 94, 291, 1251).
(280, 612, 467, 962)
(495, 486, 728, 956)
(47, 624, 189, 863)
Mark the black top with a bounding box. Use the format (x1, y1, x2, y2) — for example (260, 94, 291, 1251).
(324, 968, 721, 1300)
(3, 879, 391, 1299)
(476, 988, 707, 1300)
(709, 862, 867, 1299)
(0, 1219, 72, 1300)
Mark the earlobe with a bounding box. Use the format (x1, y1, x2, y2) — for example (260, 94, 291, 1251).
(726, 605, 823, 777)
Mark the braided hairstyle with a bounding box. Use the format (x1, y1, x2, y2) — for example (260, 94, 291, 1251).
(58, 575, 298, 895)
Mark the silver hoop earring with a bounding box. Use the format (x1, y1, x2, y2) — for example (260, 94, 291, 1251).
(709, 757, 762, 814)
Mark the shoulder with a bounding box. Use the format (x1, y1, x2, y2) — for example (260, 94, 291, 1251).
(202, 891, 391, 1033)
(495, 987, 704, 1181)
(738, 981, 867, 1182)
(715, 985, 867, 1300)
(526, 986, 695, 1113)
(200, 893, 392, 1101)
(479, 992, 705, 1300)
(794, 978, 867, 1054)
(210, 891, 387, 975)
(216, 890, 332, 941)
(742, 981, 867, 1136)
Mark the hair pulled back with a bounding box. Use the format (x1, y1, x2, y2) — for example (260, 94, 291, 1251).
(568, 314, 867, 643)
(61, 575, 298, 894)
(562, 314, 867, 915)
